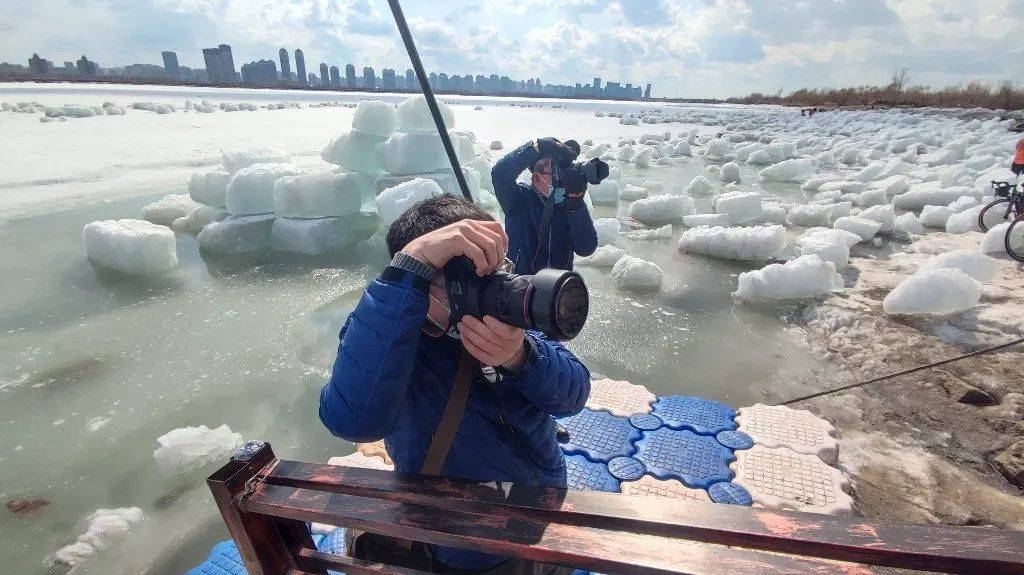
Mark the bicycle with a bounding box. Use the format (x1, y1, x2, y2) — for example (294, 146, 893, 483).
(978, 180, 1024, 232)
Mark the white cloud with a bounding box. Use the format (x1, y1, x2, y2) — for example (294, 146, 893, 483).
(1, 0, 1021, 98)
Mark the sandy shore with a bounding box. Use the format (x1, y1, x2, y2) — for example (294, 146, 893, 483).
(790, 232, 1024, 528)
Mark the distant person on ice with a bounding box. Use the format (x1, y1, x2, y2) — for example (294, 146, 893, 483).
(1013, 137, 1024, 177)
(491, 138, 605, 274)
(319, 195, 589, 574)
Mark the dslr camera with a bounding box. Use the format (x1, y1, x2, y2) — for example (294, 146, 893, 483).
(443, 256, 589, 341)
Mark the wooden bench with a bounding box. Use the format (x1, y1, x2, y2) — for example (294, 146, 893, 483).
(208, 442, 1024, 575)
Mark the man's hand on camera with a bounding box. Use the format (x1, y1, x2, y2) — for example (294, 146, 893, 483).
(401, 220, 508, 276)
(535, 137, 577, 164)
(458, 315, 527, 371)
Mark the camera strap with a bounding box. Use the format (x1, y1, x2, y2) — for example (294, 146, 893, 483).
(420, 350, 476, 475)
(532, 194, 557, 273)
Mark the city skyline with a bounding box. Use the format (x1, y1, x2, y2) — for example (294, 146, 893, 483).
(5, 44, 655, 101)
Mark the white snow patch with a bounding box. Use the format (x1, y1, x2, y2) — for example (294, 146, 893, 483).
(376, 178, 444, 226)
(678, 225, 787, 261)
(273, 171, 363, 218)
(919, 250, 998, 283)
(82, 219, 177, 275)
(882, 269, 982, 315)
(53, 508, 143, 568)
(225, 163, 304, 215)
(577, 245, 627, 267)
(734, 255, 843, 301)
(611, 256, 663, 291)
(222, 146, 292, 174)
(153, 424, 243, 474)
(628, 194, 693, 226)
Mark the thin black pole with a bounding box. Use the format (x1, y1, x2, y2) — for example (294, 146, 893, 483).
(386, 0, 474, 202)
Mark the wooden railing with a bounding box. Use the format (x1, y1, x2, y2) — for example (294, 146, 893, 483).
(208, 442, 1024, 575)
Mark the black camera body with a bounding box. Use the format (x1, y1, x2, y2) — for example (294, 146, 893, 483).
(443, 256, 589, 341)
(556, 157, 610, 196)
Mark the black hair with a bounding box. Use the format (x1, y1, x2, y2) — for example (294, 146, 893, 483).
(386, 194, 495, 257)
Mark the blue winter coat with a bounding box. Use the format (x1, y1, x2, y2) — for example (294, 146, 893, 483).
(492, 142, 599, 274)
(319, 271, 591, 570)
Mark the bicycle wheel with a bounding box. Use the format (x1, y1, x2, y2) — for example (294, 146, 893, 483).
(978, 198, 1011, 232)
(1006, 214, 1024, 263)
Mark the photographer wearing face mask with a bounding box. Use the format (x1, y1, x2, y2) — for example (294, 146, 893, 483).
(319, 195, 590, 574)
(492, 138, 609, 274)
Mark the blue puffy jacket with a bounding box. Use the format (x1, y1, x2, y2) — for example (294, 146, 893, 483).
(319, 271, 591, 570)
(492, 142, 599, 274)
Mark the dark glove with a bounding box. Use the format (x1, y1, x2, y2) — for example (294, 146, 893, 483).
(535, 137, 578, 164)
(563, 169, 588, 212)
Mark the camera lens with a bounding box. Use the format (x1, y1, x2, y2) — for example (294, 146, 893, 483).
(446, 257, 589, 341)
(528, 269, 589, 340)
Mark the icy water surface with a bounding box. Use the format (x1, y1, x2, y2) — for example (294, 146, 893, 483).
(0, 85, 821, 574)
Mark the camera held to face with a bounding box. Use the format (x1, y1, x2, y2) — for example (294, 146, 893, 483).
(442, 256, 589, 341)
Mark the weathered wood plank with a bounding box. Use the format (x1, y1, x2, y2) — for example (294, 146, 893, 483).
(296, 548, 432, 575)
(207, 445, 324, 575)
(243, 483, 872, 575)
(265, 461, 1024, 575)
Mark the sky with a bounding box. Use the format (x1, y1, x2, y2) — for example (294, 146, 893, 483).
(1, 0, 1022, 99)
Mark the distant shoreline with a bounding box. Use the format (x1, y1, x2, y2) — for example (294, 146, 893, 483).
(0, 75, 724, 105)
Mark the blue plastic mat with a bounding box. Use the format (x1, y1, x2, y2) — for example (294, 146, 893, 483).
(628, 413, 663, 431)
(708, 482, 753, 506)
(634, 428, 735, 489)
(187, 534, 328, 575)
(607, 456, 646, 482)
(715, 430, 754, 451)
(652, 396, 737, 436)
(564, 453, 621, 492)
(558, 409, 641, 462)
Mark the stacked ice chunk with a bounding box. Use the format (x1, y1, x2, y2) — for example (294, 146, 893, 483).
(83, 219, 178, 275)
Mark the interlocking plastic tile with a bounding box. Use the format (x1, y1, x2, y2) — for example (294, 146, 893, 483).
(629, 413, 663, 431)
(619, 475, 711, 502)
(634, 427, 735, 489)
(736, 403, 838, 464)
(708, 482, 753, 506)
(558, 409, 641, 462)
(565, 454, 620, 492)
(607, 456, 646, 481)
(716, 430, 754, 451)
(187, 541, 246, 575)
(190, 535, 327, 575)
(652, 396, 737, 435)
(585, 378, 656, 417)
(730, 445, 853, 516)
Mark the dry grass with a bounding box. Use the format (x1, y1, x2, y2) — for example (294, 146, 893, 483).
(729, 79, 1024, 111)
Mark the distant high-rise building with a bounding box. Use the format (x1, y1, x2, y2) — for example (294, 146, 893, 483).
(294, 49, 307, 86)
(76, 55, 99, 77)
(330, 65, 341, 88)
(319, 63, 329, 88)
(593, 77, 601, 93)
(28, 53, 54, 75)
(428, 72, 438, 89)
(382, 68, 396, 91)
(202, 44, 237, 84)
(63, 61, 75, 75)
(644, 83, 651, 100)
(406, 69, 417, 91)
(308, 72, 317, 85)
(241, 59, 277, 85)
(279, 48, 291, 82)
(161, 51, 180, 80)
(363, 67, 376, 90)
(345, 64, 356, 89)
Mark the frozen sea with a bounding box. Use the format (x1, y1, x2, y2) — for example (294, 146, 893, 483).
(0, 83, 822, 574)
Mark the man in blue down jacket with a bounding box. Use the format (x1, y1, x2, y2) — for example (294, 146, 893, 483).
(492, 138, 599, 274)
(319, 195, 591, 573)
